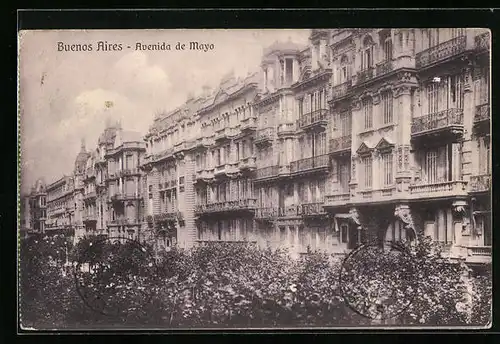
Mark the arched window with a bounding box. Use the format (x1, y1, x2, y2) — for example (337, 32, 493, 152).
(361, 36, 374, 70)
(383, 37, 393, 61)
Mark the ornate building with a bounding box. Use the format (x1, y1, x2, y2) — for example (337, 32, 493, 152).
(141, 28, 491, 264)
(45, 175, 75, 236)
(20, 179, 47, 236)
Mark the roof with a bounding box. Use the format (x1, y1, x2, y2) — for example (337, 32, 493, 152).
(263, 39, 305, 56)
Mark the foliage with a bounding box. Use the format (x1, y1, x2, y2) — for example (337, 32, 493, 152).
(19, 235, 492, 329)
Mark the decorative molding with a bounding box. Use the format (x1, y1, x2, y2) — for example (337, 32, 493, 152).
(394, 204, 417, 240)
(356, 141, 374, 155)
(351, 99, 361, 111)
(372, 94, 381, 105)
(394, 85, 411, 98)
(349, 207, 361, 228)
(375, 137, 395, 152)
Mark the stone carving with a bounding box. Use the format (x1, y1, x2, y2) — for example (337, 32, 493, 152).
(394, 204, 417, 240)
(397, 146, 403, 171)
(403, 145, 410, 170)
(349, 207, 361, 227)
(398, 71, 413, 83)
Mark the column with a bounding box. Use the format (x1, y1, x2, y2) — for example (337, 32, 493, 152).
(452, 142, 462, 180)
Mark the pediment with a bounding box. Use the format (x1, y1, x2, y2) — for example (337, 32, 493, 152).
(356, 141, 374, 155)
(375, 137, 395, 151)
(299, 66, 311, 82)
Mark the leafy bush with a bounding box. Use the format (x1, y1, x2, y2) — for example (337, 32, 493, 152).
(19, 235, 492, 329)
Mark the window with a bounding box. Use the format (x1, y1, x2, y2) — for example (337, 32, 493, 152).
(449, 74, 464, 109)
(362, 98, 373, 129)
(315, 132, 327, 155)
(426, 81, 439, 114)
(451, 28, 465, 39)
(338, 160, 350, 192)
(427, 29, 439, 48)
(362, 36, 374, 70)
(360, 156, 373, 188)
(478, 136, 491, 175)
(381, 152, 394, 186)
(340, 223, 349, 244)
(383, 37, 393, 61)
(421, 146, 448, 183)
(381, 91, 393, 124)
(285, 58, 294, 84)
(475, 66, 489, 105)
(298, 98, 304, 117)
(125, 154, 133, 169)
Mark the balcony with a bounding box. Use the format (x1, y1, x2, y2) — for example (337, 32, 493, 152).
(301, 202, 326, 217)
(375, 60, 394, 78)
(331, 80, 352, 100)
(214, 164, 227, 176)
(469, 174, 491, 193)
(116, 168, 141, 177)
(465, 246, 491, 264)
(83, 191, 97, 201)
(153, 147, 174, 162)
(279, 205, 301, 217)
(473, 103, 490, 134)
(109, 193, 141, 202)
(409, 180, 468, 199)
(415, 36, 467, 69)
(411, 108, 464, 140)
(329, 135, 352, 155)
(297, 109, 328, 131)
(255, 207, 278, 219)
(83, 214, 97, 223)
(278, 164, 291, 177)
(475, 32, 490, 52)
(290, 154, 330, 175)
(324, 192, 350, 208)
(215, 127, 230, 141)
(196, 168, 214, 181)
(356, 186, 397, 201)
(173, 140, 186, 153)
(254, 165, 279, 181)
(195, 198, 257, 215)
(356, 67, 374, 85)
(239, 156, 257, 171)
(150, 212, 181, 223)
(255, 127, 275, 145)
(277, 122, 296, 136)
(240, 116, 257, 132)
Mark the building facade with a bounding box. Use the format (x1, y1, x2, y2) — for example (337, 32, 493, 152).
(76, 122, 147, 244)
(142, 28, 490, 264)
(45, 175, 75, 236)
(20, 179, 47, 236)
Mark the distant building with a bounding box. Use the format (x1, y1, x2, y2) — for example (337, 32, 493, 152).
(20, 179, 47, 236)
(45, 175, 75, 236)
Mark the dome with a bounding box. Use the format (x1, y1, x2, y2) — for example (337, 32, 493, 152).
(263, 39, 304, 57)
(74, 138, 90, 173)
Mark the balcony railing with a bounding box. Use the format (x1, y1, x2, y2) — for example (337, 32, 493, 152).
(83, 191, 97, 200)
(474, 103, 490, 123)
(215, 127, 230, 141)
(153, 148, 174, 162)
(255, 127, 275, 143)
(239, 156, 257, 170)
(301, 202, 326, 216)
(290, 154, 329, 174)
(469, 174, 491, 193)
(110, 193, 141, 201)
(475, 32, 490, 52)
(277, 122, 296, 135)
(411, 108, 464, 136)
(466, 246, 491, 264)
(240, 116, 257, 131)
(409, 180, 467, 198)
(376, 60, 393, 77)
(329, 135, 352, 154)
(214, 164, 227, 176)
(297, 109, 328, 130)
(196, 169, 214, 181)
(83, 215, 97, 222)
(255, 207, 279, 219)
(356, 67, 374, 84)
(173, 141, 186, 152)
(255, 165, 279, 180)
(415, 36, 467, 69)
(331, 80, 352, 100)
(324, 192, 350, 207)
(116, 168, 141, 177)
(195, 198, 257, 214)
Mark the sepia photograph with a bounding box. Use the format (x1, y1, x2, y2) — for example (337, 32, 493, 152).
(18, 28, 492, 330)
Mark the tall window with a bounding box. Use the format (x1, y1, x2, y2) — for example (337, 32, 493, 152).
(337, 110, 352, 136)
(338, 160, 350, 192)
(360, 155, 373, 188)
(451, 28, 465, 39)
(315, 132, 327, 155)
(475, 66, 490, 105)
(427, 29, 439, 48)
(381, 152, 394, 186)
(426, 81, 439, 114)
(478, 136, 491, 175)
(421, 146, 448, 183)
(362, 97, 373, 129)
(339, 55, 350, 84)
(285, 58, 294, 84)
(361, 36, 374, 70)
(383, 37, 393, 61)
(381, 91, 393, 125)
(298, 98, 304, 117)
(449, 74, 464, 109)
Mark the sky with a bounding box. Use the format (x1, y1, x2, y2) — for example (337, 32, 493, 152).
(19, 29, 311, 193)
